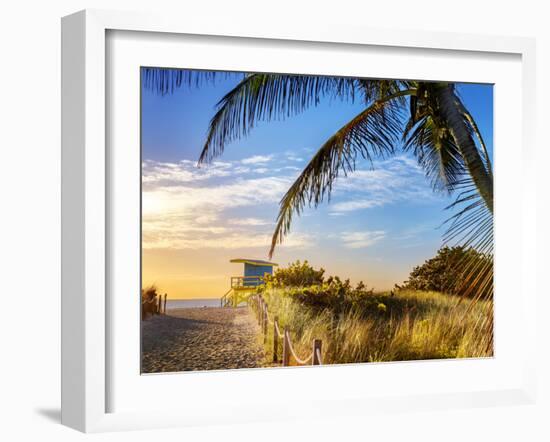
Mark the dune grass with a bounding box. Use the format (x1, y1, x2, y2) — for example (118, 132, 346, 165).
(259, 288, 493, 366)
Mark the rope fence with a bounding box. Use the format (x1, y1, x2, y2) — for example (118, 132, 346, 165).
(249, 294, 323, 367)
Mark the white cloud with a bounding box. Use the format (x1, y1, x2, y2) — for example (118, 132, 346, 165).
(286, 155, 304, 162)
(340, 230, 386, 249)
(330, 199, 383, 212)
(141, 158, 307, 251)
(328, 155, 440, 214)
(227, 218, 273, 226)
(142, 175, 291, 218)
(232, 166, 251, 174)
(141, 153, 442, 252)
(142, 159, 235, 188)
(143, 228, 312, 250)
(241, 154, 273, 165)
(284, 149, 306, 162)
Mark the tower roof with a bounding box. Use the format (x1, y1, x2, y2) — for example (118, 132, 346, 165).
(230, 258, 278, 267)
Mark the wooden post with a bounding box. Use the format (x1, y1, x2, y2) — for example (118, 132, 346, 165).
(263, 304, 268, 340)
(273, 316, 279, 362)
(163, 294, 167, 314)
(261, 303, 266, 333)
(258, 298, 263, 326)
(282, 327, 290, 367)
(312, 339, 322, 365)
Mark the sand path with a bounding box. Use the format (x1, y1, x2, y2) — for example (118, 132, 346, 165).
(141, 306, 265, 373)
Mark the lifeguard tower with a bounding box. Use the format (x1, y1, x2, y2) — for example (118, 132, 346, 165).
(221, 258, 278, 307)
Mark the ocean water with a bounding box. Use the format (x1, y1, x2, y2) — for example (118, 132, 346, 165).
(166, 298, 222, 309)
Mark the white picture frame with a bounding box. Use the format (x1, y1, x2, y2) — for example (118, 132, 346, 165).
(61, 9, 537, 433)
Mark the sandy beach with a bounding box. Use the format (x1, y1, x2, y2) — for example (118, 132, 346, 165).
(141, 306, 265, 373)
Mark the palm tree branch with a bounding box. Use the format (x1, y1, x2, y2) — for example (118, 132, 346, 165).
(198, 74, 362, 163)
(403, 115, 466, 193)
(442, 174, 493, 301)
(435, 86, 493, 212)
(198, 75, 410, 164)
(141, 68, 233, 95)
(268, 90, 414, 258)
(457, 102, 493, 178)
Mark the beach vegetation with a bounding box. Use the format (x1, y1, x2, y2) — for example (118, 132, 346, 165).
(257, 283, 492, 365)
(399, 246, 493, 300)
(141, 285, 160, 319)
(256, 259, 492, 365)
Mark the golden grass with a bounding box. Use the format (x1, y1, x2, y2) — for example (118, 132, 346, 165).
(260, 288, 493, 365)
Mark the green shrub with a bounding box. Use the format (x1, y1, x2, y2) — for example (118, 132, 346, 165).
(399, 246, 493, 299)
(261, 261, 376, 314)
(264, 260, 325, 287)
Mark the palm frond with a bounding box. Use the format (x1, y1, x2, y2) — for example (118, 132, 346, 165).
(403, 115, 466, 193)
(356, 79, 409, 105)
(141, 68, 238, 96)
(457, 103, 493, 179)
(269, 98, 405, 258)
(442, 177, 493, 302)
(435, 85, 493, 212)
(199, 73, 364, 163)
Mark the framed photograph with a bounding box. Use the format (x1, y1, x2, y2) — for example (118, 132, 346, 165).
(61, 9, 537, 432)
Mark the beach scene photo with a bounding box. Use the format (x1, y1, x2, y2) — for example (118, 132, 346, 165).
(140, 68, 493, 373)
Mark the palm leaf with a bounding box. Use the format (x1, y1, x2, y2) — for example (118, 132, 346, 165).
(457, 102, 493, 179)
(443, 177, 493, 301)
(199, 75, 410, 164)
(434, 85, 493, 212)
(356, 79, 410, 105)
(403, 115, 466, 193)
(198, 73, 364, 163)
(141, 67, 231, 96)
(269, 97, 405, 258)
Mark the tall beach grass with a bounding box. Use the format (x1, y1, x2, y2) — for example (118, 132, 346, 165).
(259, 287, 493, 366)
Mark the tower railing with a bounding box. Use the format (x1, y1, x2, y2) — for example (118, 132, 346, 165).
(230, 275, 263, 288)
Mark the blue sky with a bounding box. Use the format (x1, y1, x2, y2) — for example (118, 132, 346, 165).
(141, 70, 493, 298)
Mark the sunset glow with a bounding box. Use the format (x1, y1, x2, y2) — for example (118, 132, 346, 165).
(141, 71, 493, 299)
